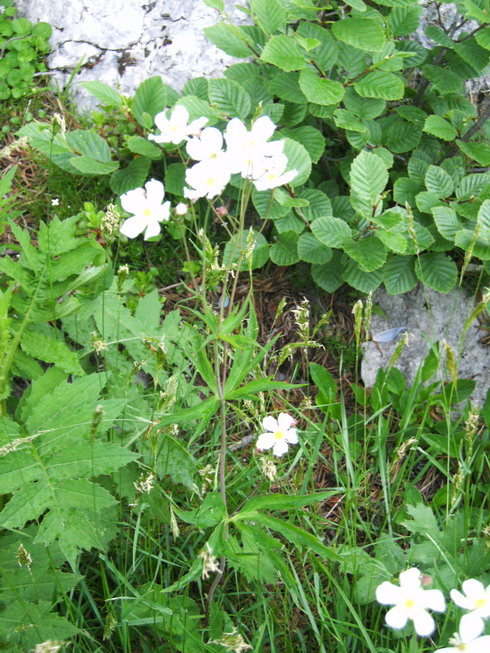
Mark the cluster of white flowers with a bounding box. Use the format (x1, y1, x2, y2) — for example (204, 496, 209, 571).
(376, 568, 490, 651)
(118, 105, 298, 240)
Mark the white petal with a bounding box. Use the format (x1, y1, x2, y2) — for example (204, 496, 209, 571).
(451, 589, 471, 610)
(423, 589, 445, 613)
(201, 127, 223, 151)
(184, 187, 202, 201)
(470, 636, 490, 652)
(154, 109, 170, 131)
(256, 432, 275, 451)
(143, 220, 161, 240)
(171, 105, 190, 127)
(462, 579, 485, 598)
(187, 116, 208, 135)
(285, 429, 298, 445)
(376, 581, 402, 606)
(272, 438, 289, 456)
(262, 416, 279, 432)
(399, 568, 422, 591)
(120, 216, 146, 239)
(186, 136, 206, 161)
(159, 201, 171, 222)
(385, 606, 408, 630)
(433, 647, 454, 653)
(459, 614, 484, 641)
(251, 116, 276, 141)
(145, 178, 165, 205)
(120, 187, 146, 215)
(225, 118, 247, 146)
(412, 608, 435, 636)
(277, 413, 294, 430)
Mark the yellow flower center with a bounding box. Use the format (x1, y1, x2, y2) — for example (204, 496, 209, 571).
(143, 208, 152, 217)
(404, 598, 415, 609)
(274, 430, 285, 440)
(205, 178, 215, 187)
(475, 597, 487, 608)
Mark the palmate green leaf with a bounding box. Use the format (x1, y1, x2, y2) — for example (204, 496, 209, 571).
(383, 255, 418, 294)
(423, 115, 457, 141)
(343, 237, 387, 272)
(132, 76, 167, 127)
(342, 257, 383, 292)
(0, 600, 80, 648)
(350, 150, 388, 202)
(353, 70, 405, 100)
(311, 216, 352, 247)
(296, 22, 339, 71)
(208, 78, 251, 119)
(332, 17, 385, 52)
(431, 206, 460, 241)
(250, 0, 286, 33)
(297, 232, 332, 264)
(415, 252, 457, 292)
(270, 231, 300, 266)
(260, 34, 306, 71)
(425, 165, 454, 198)
(456, 140, 490, 166)
(298, 68, 344, 105)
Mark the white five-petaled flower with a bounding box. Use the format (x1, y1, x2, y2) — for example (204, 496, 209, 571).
(256, 412, 298, 457)
(184, 158, 231, 201)
(376, 568, 446, 636)
(119, 179, 170, 240)
(225, 116, 284, 179)
(253, 152, 298, 192)
(435, 614, 490, 653)
(451, 579, 490, 619)
(186, 126, 226, 163)
(51, 198, 59, 206)
(149, 105, 208, 145)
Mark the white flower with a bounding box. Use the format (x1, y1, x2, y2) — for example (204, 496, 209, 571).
(119, 179, 170, 240)
(186, 126, 226, 162)
(51, 198, 59, 206)
(149, 105, 208, 145)
(451, 579, 490, 619)
(174, 202, 188, 216)
(199, 543, 220, 579)
(253, 153, 298, 191)
(184, 158, 231, 200)
(256, 412, 298, 457)
(225, 116, 284, 179)
(435, 614, 490, 653)
(376, 568, 446, 636)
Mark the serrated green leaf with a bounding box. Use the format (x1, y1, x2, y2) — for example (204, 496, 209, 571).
(311, 216, 352, 247)
(415, 252, 457, 292)
(415, 190, 444, 213)
(268, 71, 307, 103)
(126, 135, 162, 159)
(423, 115, 457, 141)
(425, 165, 454, 198)
(282, 137, 312, 186)
(456, 140, 490, 166)
(0, 600, 80, 647)
(133, 76, 167, 127)
(177, 95, 217, 124)
(422, 64, 465, 95)
(81, 81, 123, 107)
(110, 157, 150, 194)
(388, 6, 422, 36)
(455, 228, 490, 260)
(296, 22, 339, 71)
(383, 255, 417, 294)
(69, 156, 119, 175)
(342, 257, 383, 292)
(375, 229, 407, 254)
(354, 70, 404, 100)
(372, 147, 394, 169)
(311, 252, 344, 292)
(334, 109, 367, 132)
(300, 188, 333, 220)
(20, 327, 83, 375)
(297, 232, 332, 263)
(343, 88, 386, 119)
(281, 125, 325, 163)
(475, 26, 490, 51)
(478, 199, 490, 237)
(299, 68, 344, 105)
(260, 35, 306, 71)
(251, 0, 286, 33)
(222, 229, 269, 270)
(270, 231, 299, 266)
(332, 17, 386, 52)
(408, 156, 429, 184)
(385, 119, 422, 153)
(464, 0, 490, 22)
(208, 78, 251, 119)
(205, 23, 255, 58)
(183, 76, 209, 100)
(343, 236, 387, 271)
(431, 206, 460, 241)
(456, 173, 490, 200)
(350, 150, 388, 202)
(424, 25, 454, 47)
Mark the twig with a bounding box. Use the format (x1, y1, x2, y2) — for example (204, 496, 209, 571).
(461, 96, 490, 143)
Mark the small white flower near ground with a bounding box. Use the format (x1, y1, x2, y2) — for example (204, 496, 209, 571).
(174, 202, 188, 216)
(256, 412, 298, 457)
(376, 568, 446, 636)
(149, 105, 207, 145)
(119, 179, 170, 240)
(435, 614, 490, 653)
(51, 198, 59, 206)
(451, 579, 490, 620)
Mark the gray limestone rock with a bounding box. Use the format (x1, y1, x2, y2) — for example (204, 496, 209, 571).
(361, 286, 490, 408)
(15, 0, 249, 111)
